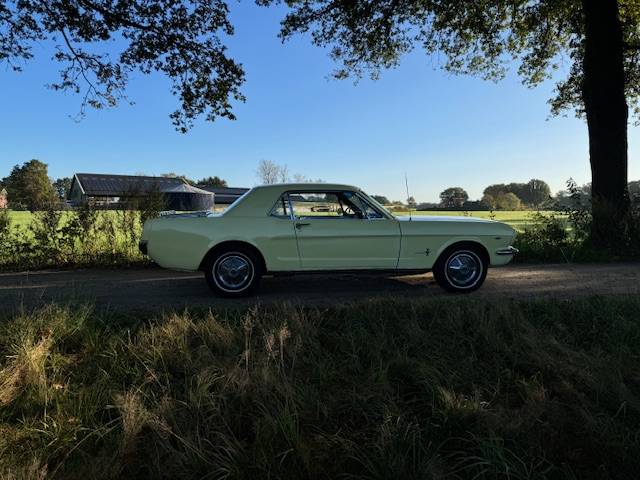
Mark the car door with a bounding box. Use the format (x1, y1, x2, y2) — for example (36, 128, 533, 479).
(289, 190, 401, 270)
(256, 193, 300, 271)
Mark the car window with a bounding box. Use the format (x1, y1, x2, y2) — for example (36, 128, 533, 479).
(270, 194, 291, 217)
(290, 192, 345, 217)
(343, 192, 385, 219)
(289, 191, 370, 219)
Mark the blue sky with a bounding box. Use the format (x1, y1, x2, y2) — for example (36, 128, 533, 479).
(1, 2, 638, 203)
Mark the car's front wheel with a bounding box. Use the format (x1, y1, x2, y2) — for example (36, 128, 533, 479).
(432, 245, 488, 293)
(204, 248, 262, 297)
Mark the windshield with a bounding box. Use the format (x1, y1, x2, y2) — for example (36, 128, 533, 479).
(359, 191, 394, 219)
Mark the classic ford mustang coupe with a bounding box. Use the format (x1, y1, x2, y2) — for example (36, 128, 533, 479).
(140, 183, 518, 297)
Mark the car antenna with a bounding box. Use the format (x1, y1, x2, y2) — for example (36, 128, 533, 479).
(405, 172, 412, 221)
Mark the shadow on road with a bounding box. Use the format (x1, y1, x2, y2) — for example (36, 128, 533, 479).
(2, 262, 639, 313)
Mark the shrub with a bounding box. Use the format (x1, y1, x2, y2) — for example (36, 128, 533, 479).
(516, 178, 640, 262)
(0, 208, 149, 271)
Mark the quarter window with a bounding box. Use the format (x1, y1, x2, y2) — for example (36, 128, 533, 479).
(270, 194, 291, 217)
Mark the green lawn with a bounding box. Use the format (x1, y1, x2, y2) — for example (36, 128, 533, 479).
(390, 209, 558, 231)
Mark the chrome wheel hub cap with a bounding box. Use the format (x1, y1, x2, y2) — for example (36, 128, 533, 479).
(446, 253, 480, 287)
(215, 255, 252, 290)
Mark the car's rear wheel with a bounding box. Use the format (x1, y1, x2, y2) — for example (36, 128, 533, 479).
(204, 248, 262, 297)
(433, 244, 488, 293)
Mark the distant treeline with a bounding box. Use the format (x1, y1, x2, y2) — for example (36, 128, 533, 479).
(3, 160, 639, 213)
(373, 179, 640, 211)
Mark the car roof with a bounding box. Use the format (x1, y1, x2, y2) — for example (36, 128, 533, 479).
(224, 183, 363, 217)
(251, 183, 361, 192)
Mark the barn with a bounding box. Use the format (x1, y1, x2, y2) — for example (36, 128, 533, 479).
(198, 186, 250, 204)
(68, 173, 247, 210)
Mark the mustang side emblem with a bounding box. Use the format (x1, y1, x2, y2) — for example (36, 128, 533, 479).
(416, 248, 430, 256)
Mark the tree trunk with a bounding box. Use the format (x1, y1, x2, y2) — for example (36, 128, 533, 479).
(582, 0, 629, 248)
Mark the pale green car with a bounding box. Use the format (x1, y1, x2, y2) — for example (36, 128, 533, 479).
(140, 183, 518, 297)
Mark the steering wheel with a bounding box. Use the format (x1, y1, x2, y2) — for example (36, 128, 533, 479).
(343, 205, 364, 218)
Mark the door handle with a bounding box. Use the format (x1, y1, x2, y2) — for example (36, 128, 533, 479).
(295, 222, 311, 229)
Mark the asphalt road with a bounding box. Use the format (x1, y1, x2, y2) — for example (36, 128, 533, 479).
(1, 263, 639, 313)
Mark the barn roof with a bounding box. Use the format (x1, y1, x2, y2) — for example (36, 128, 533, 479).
(162, 183, 214, 195)
(71, 173, 184, 197)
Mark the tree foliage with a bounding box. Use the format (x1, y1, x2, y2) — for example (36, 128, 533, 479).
(2, 160, 57, 210)
(266, 0, 640, 118)
(52, 177, 72, 200)
(483, 179, 551, 207)
(196, 176, 228, 188)
(1, 0, 244, 132)
(371, 195, 390, 205)
(439, 187, 469, 208)
(495, 192, 522, 210)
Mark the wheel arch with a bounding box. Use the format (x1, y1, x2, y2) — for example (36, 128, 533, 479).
(199, 240, 267, 273)
(434, 240, 490, 267)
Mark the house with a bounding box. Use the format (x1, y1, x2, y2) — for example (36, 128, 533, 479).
(0, 188, 7, 209)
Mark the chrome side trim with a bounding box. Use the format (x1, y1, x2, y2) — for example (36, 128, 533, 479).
(496, 246, 519, 256)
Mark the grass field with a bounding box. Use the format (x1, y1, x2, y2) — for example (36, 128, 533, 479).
(406, 210, 556, 231)
(1, 296, 639, 479)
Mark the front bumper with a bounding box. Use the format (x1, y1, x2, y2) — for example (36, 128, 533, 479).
(138, 240, 148, 255)
(496, 246, 519, 256)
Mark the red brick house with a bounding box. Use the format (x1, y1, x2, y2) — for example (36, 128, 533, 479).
(0, 188, 7, 209)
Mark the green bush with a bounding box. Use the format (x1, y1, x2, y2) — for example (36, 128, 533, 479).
(0, 205, 148, 271)
(0, 192, 168, 271)
(516, 179, 640, 262)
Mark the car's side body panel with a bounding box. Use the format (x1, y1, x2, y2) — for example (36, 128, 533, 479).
(146, 217, 213, 271)
(141, 183, 518, 273)
(396, 216, 516, 269)
(295, 217, 401, 269)
(146, 215, 301, 271)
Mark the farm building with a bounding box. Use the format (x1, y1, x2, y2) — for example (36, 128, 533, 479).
(0, 188, 7, 209)
(69, 173, 247, 210)
(199, 186, 250, 204)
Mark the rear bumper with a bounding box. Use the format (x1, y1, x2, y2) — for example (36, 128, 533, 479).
(496, 246, 519, 256)
(138, 240, 148, 255)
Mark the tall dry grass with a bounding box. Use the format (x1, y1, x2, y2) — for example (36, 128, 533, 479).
(1, 297, 640, 479)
